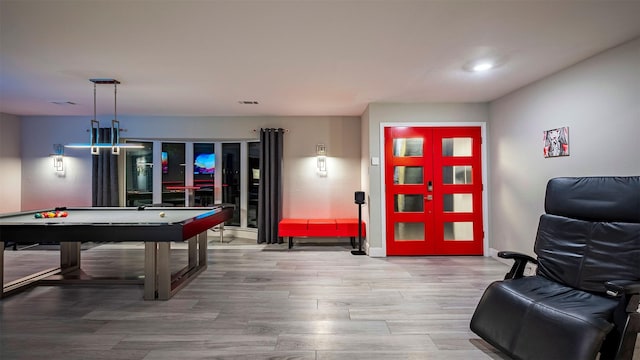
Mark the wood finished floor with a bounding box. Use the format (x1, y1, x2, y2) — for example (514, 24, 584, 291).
(2, 239, 638, 360)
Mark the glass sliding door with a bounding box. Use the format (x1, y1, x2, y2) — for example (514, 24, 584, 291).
(161, 142, 186, 206)
(125, 142, 153, 207)
(193, 143, 215, 206)
(222, 143, 241, 226)
(247, 142, 260, 228)
(124, 140, 260, 237)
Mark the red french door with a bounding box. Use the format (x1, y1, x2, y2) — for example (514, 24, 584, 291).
(384, 126, 483, 255)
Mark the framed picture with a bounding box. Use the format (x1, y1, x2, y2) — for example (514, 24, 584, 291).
(543, 126, 569, 158)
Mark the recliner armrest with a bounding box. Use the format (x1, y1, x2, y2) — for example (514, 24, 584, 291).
(605, 280, 640, 297)
(498, 251, 538, 280)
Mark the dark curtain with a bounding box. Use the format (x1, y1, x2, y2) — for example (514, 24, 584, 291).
(92, 127, 119, 206)
(257, 128, 284, 244)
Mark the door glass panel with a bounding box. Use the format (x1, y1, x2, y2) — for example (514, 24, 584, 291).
(247, 142, 260, 228)
(125, 141, 153, 207)
(443, 194, 473, 213)
(443, 166, 472, 184)
(222, 143, 241, 226)
(393, 138, 423, 157)
(394, 222, 425, 241)
(162, 142, 186, 206)
(393, 166, 423, 184)
(444, 222, 474, 241)
(193, 143, 215, 206)
(394, 194, 424, 213)
(442, 138, 472, 157)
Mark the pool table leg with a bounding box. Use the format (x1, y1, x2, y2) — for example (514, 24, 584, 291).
(60, 242, 81, 272)
(188, 236, 197, 270)
(144, 242, 157, 300)
(143, 242, 171, 300)
(198, 232, 208, 267)
(156, 242, 171, 300)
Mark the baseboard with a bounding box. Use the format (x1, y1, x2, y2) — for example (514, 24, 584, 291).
(367, 247, 385, 257)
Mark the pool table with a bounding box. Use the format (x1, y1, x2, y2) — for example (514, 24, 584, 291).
(0, 204, 233, 300)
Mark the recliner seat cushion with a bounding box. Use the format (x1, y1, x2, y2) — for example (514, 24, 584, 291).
(471, 276, 617, 360)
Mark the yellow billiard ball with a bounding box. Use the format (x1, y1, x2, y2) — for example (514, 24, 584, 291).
(159, 212, 166, 218)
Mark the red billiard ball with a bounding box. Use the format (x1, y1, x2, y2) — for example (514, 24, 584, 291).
(60, 211, 68, 217)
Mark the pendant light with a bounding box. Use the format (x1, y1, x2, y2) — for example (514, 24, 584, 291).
(65, 79, 142, 154)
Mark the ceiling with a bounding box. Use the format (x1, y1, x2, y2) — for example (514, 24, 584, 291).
(2, 0, 640, 118)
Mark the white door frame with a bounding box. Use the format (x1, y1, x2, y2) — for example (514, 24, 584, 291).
(378, 122, 489, 257)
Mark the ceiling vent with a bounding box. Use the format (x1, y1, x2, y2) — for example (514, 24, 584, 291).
(50, 101, 77, 105)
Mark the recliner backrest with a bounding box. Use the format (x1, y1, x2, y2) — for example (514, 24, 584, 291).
(534, 177, 640, 294)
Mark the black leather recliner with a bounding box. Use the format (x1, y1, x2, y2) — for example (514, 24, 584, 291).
(471, 176, 640, 360)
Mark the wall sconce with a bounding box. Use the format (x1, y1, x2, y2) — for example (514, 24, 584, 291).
(50, 144, 64, 172)
(316, 144, 327, 177)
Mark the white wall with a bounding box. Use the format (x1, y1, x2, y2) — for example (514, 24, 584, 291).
(365, 103, 490, 256)
(18, 115, 362, 218)
(488, 37, 640, 256)
(0, 113, 21, 213)
(20, 116, 94, 209)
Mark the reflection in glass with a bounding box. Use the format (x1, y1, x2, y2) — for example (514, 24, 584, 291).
(393, 138, 423, 157)
(444, 222, 474, 241)
(443, 166, 472, 184)
(393, 166, 423, 185)
(394, 194, 424, 213)
(247, 142, 260, 228)
(162, 142, 186, 206)
(394, 222, 425, 241)
(125, 142, 153, 207)
(442, 138, 472, 157)
(222, 143, 241, 226)
(194, 143, 215, 206)
(443, 194, 473, 212)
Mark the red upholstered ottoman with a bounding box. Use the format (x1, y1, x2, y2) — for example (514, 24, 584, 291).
(307, 219, 337, 235)
(278, 219, 308, 237)
(278, 218, 366, 249)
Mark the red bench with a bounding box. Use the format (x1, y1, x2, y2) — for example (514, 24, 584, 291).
(278, 218, 366, 249)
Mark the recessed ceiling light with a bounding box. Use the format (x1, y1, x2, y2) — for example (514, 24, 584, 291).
(472, 62, 494, 72)
(463, 55, 505, 73)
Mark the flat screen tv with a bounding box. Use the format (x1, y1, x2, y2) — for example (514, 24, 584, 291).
(194, 153, 215, 174)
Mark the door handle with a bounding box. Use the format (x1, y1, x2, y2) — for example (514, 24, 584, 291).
(427, 180, 433, 192)
(425, 194, 433, 201)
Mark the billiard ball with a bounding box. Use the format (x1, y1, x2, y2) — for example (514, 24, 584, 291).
(159, 212, 166, 217)
(34, 212, 43, 218)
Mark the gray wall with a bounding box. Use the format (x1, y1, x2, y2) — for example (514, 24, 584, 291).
(0, 113, 21, 212)
(365, 103, 490, 256)
(16, 115, 362, 219)
(488, 37, 640, 256)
